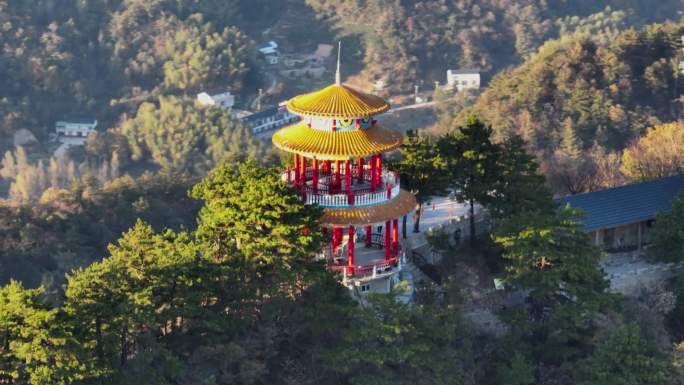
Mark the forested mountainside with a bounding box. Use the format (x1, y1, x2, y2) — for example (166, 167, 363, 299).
(305, 0, 682, 91)
(3, 2, 684, 384)
(435, 19, 684, 194)
(0, 0, 681, 144)
(0, 0, 285, 141)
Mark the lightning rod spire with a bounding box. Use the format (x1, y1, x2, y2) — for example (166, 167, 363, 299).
(335, 41, 341, 85)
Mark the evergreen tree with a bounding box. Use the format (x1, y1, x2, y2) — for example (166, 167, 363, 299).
(190, 160, 325, 322)
(439, 116, 501, 245)
(324, 291, 466, 385)
(576, 324, 669, 385)
(489, 135, 555, 222)
(495, 207, 612, 363)
(387, 130, 448, 236)
(560, 117, 582, 159)
(122, 96, 259, 173)
(649, 193, 684, 262)
(0, 280, 87, 385)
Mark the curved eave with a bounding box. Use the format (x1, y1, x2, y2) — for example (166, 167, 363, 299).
(286, 84, 390, 118)
(320, 189, 416, 227)
(272, 123, 403, 161)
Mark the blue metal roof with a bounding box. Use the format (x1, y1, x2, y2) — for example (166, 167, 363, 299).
(555, 174, 684, 231)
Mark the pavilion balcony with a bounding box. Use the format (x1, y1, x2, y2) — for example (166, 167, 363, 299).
(281, 167, 401, 208)
(318, 233, 402, 279)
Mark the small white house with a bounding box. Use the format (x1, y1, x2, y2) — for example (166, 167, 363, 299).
(446, 69, 480, 92)
(258, 41, 279, 65)
(55, 119, 97, 138)
(197, 91, 235, 109)
(257, 41, 278, 55)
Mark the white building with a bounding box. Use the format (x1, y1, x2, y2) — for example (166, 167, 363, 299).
(446, 69, 480, 92)
(240, 106, 299, 134)
(197, 91, 235, 109)
(258, 41, 279, 65)
(55, 119, 97, 138)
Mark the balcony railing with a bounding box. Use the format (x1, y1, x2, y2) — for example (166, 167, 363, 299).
(282, 168, 401, 208)
(328, 257, 400, 279)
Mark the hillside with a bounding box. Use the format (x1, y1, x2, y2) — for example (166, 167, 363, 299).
(305, 0, 683, 92)
(460, 20, 684, 151)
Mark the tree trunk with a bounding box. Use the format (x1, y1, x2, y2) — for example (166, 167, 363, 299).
(96, 317, 104, 365)
(469, 198, 476, 246)
(413, 203, 422, 233)
(402, 215, 407, 239)
(120, 321, 128, 367)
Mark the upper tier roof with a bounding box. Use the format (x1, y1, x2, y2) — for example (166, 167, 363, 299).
(287, 84, 390, 118)
(272, 122, 402, 161)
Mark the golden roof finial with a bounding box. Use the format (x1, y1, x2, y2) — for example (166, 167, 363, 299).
(335, 41, 341, 85)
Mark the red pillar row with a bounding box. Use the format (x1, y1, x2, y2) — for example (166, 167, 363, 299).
(331, 226, 339, 253)
(335, 160, 341, 193)
(348, 225, 355, 275)
(294, 153, 300, 188)
(312, 157, 319, 194)
(300, 156, 307, 192)
(392, 218, 399, 256)
(345, 160, 351, 195)
(370, 154, 377, 192)
(385, 219, 391, 261)
(377, 155, 383, 188)
(358, 158, 364, 183)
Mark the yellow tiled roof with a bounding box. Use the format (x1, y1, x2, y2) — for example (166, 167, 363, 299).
(287, 84, 390, 118)
(321, 190, 417, 226)
(272, 122, 403, 161)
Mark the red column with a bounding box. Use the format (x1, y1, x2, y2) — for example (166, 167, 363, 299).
(332, 227, 340, 254)
(385, 220, 391, 261)
(370, 155, 377, 192)
(348, 225, 355, 276)
(358, 158, 364, 183)
(300, 156, 307, 192)
(365, 225, 372, 247)
(325, 160, 331, 174)
(345, 160, 351, 195)
(294, 154, 300, 188)
(392, 218, 399, 256)
(377, 155, 383, 187)
(335, 160, 341, 193)
(312, 157, 319, 195)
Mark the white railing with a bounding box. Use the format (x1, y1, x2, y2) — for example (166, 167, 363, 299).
(282, 169, 401, 208)
(304, 183, 400, 207)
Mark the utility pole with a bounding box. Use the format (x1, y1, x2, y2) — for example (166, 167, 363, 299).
(414, 84, 419, 104)
(257, 88, 263, 111)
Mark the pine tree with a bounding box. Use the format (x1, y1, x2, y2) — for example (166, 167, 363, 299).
(111, 151, 120, 180)
(439, 116, 502, 245)
(576, 324, 669, 385)
(0, 280, 87, 384)
(15, 146, 28, 173)
(560, 117, 582, 159)
(387, 130, 448, 236)
(48, 158, 59, 188)
(0, 150, 16, 179)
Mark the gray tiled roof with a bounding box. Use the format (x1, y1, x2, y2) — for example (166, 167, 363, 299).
(555, 174, 684, 231)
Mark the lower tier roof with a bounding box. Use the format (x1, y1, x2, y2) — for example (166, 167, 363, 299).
(272, 122, 403, 161)
(320, 189, 416, 226)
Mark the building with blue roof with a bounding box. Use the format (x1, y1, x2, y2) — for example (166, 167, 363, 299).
(555, 174, 684, 252)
